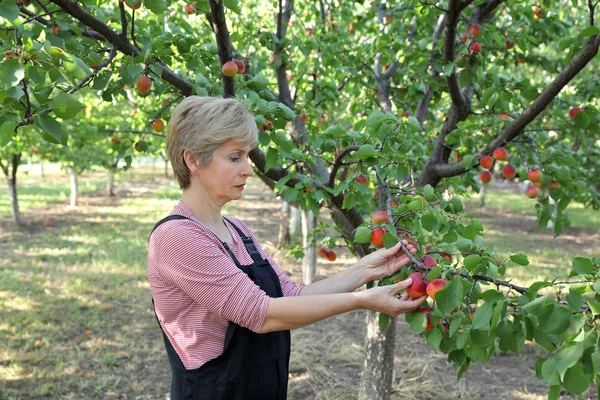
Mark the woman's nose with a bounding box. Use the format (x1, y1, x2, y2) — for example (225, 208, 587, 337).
(242, 158, 254, 177)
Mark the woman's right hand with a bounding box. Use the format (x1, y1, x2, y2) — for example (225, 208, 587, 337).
(359, 278, 428, 316)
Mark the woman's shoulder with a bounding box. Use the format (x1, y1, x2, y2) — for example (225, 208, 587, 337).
(152, 214, 215, 245)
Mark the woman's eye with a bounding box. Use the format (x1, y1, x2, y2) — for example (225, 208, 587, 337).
(230, 156, 240, 162)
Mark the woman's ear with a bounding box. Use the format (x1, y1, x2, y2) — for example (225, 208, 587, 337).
(183, 150, 200, 174)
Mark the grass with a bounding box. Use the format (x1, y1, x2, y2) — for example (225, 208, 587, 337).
(465, 185, 600, 231)
(463, 185, 600, 286)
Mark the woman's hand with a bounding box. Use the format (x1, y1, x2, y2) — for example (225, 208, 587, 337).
(357, 241, 417, 283)
(359, 278, 428, 316)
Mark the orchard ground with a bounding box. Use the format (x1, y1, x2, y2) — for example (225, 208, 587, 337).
(1, 163, 599, 400)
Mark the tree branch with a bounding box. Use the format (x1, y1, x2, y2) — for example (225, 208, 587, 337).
(328, 146, 359, 188)
(415, 14, 446, 124)
(432, 33, 600, 179)
(443, 0, 471, 110)
(208, 0, 235, 97)
(49, 0, 194, 95)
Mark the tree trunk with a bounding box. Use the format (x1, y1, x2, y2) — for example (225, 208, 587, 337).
(358, 312, 396, 400)
(480, 182, 486, 207)
(107, 167, 115, 196)
(4, 153, 23, 225)
(69, 166, 78, 207)
(276, 201, 291, 249)
(40, 160, 45, 178)
(301, 208, 317, 285)
(164, 159, 169, 178)
(7, 176, 23, 225)
(290, 205, 302, 238)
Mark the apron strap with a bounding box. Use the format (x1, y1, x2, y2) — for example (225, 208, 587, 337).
(223, 217, 268, 265)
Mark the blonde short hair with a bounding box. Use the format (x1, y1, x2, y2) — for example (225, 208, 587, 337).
(166, 96, 258, 189)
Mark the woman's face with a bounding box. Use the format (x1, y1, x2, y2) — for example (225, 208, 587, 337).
(196, 138, 254, 205)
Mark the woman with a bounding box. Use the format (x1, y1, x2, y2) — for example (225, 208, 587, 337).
(147, 96, 427, 400)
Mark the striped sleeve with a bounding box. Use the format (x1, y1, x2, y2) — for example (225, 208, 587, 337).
(156, 222, 269, 333)
(228, 218, 304, 297)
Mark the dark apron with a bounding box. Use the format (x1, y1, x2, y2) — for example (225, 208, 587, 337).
(150, 215, 291, 400)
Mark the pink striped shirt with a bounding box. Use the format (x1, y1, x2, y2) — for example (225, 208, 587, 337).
(148, 201, 303, 370)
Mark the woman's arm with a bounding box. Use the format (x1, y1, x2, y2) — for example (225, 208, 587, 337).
(259, 278, 426, 333)
(299, 241, 416, 296)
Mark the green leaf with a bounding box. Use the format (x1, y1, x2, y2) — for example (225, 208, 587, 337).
(447, 349, 465, 366)
(365, 110, 387, 129)
(427, 267, 442, 281)
(587, 300, 600, 316)
(405, 116, 421, 130)
(382, 232, 399, 249)
(278, 103, 296, 120)
(536, 358, 547, 379)
(0, 1, 20, 22)
(247, 75, 270, 90)
(426, 326, 443, 349)
(459, 69, 472, 87)
(572, 257, 595, 276)
(354, 144, 379, 160)
(407, 199, 424, 211)
(51, 93, 84, 120)
(566, 292, 583, 311)
(0, 121, 14, 146)
(574, 111, 591, 129)
(421, 214, 437, 232)
(465, 343, 489, 363)
(548, 385, 560, 400)
(555, 342, 584, 380)
(378, 313, 390, 331)
(472, 302, 493, 331)
(580, 26, 600, 36)
(449, 316, 462, 337)
(0, 59, 25, 88)
(223, 0, 241, 13)
(354, 226, 372, 244)
(562, 364, 591, 395)
(463, 254, 481, 271)
(455, 238, 472, 252)
(34, 115, 64, 144)
(497, 320, 513, 338)
(522, 293, 554, 314)
(538, 304, 571, 335)
(435, 280, 463, 315)
(509, 253, 529, 266)
(144, 0, 167, 14)
(324, 125, 345, 137)
(405, 311, 426, 334)
(593, 280, 600, 294)
(422, 184, 437, 202)
(541, 359, 561, 386)
(265, 147, 278, 172)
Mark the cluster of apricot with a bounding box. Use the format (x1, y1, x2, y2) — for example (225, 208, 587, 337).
(478, 147, 557, 199)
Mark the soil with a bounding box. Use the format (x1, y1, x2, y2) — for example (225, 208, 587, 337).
(1, 172, 598, 400)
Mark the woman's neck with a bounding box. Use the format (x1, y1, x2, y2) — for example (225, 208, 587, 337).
(180, 186, 223, 228)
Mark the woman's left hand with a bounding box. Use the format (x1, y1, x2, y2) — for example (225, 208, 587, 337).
(358, 241, 417, 282)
